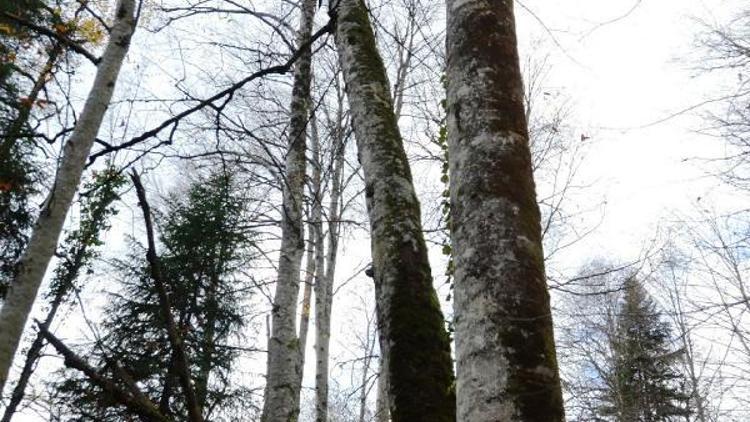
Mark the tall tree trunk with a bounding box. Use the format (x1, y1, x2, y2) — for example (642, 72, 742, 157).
(314, 100, 345, 422)
(332, 1, 456, 420)
(445, 0, 565, 421)
(261, 0, 316, 419)
(312, 124, 330, 422)
(0, 0, 136, 391)
(294, 113, 323, 399)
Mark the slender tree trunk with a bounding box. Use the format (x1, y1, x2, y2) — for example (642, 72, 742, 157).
(374, 321, 389, 422)
(313, 227, 329, 422)
(357, 317, 376, 422)
(445, 0, 565, 420)
(0, 0, 136, 391)
(314, 102, 345, 422)
(195, 273, 219, 413)
(297, 214, 316, 371)
(332, 1, 455, 420)
(293, 113, 324, 399)
(261, 0, 317, 419)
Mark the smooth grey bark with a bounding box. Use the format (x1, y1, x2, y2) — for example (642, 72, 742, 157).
(314, 113, 344, 422)
(261, 0, 317, 419)
(0, 0, 136, 391)
(445, 0, 565, 421)
(332, 0, 455, 420)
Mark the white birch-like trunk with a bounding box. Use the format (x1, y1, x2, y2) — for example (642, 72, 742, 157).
(0, 0, 136, 391)
(445, 0, 565, 420)
(296, 215, 316, 372)
(333, 0, 455, 419)
(261, 0, 317, 419)
(314, 115, 344, 422)
(297, 115, 325, 386)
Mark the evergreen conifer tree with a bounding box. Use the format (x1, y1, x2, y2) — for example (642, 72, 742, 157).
(53, 171, 259, 421)
(601, 277, 690, 422)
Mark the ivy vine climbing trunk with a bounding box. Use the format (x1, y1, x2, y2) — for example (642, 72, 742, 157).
(0, 0, 137, 391)
(332, 0, 455, 420)
(445, 0, 565, 421)
(261, 0, 317, 419)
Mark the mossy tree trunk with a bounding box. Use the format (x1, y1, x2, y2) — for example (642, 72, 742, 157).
(445, 0, 565, 420)
(0, 0, 136, 392)
(261, 0, 317, 419)
(332, 0, 455, 420)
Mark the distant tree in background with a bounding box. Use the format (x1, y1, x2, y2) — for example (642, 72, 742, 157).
(601, 277, 690, 422)
(53, 171, 260, 421)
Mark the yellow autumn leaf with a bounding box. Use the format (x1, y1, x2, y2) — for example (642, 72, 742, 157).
(0, 24, 14, 35)
(77, 18, 105, 45)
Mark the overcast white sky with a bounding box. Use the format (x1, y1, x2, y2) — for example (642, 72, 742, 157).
(514, 0, 744, 263)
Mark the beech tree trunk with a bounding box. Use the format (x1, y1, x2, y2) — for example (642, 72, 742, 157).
(333, 1, 455, 420)
(0, 0, 136, 391)
(445, 0, 565, 420)
(261, 0, 317, 419)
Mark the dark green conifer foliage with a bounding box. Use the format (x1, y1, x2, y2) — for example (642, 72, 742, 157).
(54, 171, 259, 421)
(0, 138, 40, 296)
(0, 0, 49, 296)
(602, 278, 690, 422)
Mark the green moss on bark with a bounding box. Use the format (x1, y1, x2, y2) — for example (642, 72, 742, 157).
(334, 0, 456, 420)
